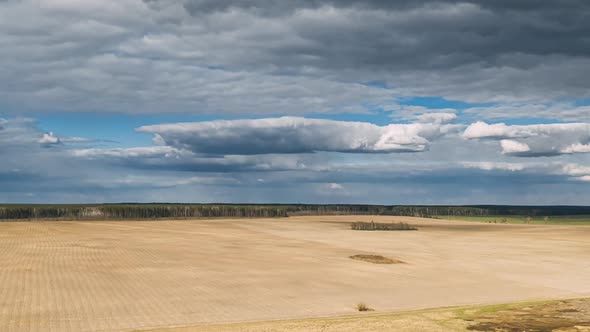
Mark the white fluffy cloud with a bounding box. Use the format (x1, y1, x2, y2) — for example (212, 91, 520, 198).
(137, 116, 456, 154)
(463, 121, 590, 157)
(499, 140, 531, 156)
(462, 162, 525, 172)
(561, 143, 590, 154)
(70, 146, 180, 158)
(386, 105, 459, 122)
(463, 122, 590, 140)
(37, 132, 61, 146)
(558, 163, 590, 182)
(416, 112, 457, 124)
(34, 130, 91, 148)
(327, 183, 344, 190)
(562, 163, 590, 177)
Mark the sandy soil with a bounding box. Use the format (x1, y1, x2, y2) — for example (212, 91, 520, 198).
(0, 216, 589, 332)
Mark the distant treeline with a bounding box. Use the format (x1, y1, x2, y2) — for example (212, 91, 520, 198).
(0, 204, 288, 220)
(1, 204, 590, 221)
(285, 204, 590, 217)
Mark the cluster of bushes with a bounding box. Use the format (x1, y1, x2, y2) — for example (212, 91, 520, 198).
(351, 221, 417, 231)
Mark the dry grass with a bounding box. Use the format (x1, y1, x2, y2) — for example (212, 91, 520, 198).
(145, 298, 590, 332)
(351, 221, 417, 231)
(462, 298, 590, 331)
(349, 254, 404, 264)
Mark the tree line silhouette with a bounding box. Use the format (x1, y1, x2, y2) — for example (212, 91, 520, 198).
(1, 204, 589, 221)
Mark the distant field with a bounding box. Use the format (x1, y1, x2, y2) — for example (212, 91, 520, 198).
(439, 215, 590, 225)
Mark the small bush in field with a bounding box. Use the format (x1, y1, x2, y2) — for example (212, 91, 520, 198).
(356, 302, 373, 312)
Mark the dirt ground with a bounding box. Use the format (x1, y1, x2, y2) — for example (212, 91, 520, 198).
(0, 216, 589, 332)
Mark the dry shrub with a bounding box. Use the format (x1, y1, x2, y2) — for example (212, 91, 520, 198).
(356, 302, 373, 312)
(349, 254, 404, 264)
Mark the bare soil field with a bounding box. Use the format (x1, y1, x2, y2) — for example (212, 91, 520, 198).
(0, 216, 589, 332)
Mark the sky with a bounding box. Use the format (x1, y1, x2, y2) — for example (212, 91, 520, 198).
(2, 0, 590, 204)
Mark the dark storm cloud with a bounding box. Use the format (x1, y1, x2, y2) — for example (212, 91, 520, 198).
(176, 0, 590, 68)
(2, 0, 590, 114)
(179, 0, 587, 16)
(165, 0, 590, 103)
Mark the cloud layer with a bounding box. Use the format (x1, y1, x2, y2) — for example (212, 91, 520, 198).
(2, 0, 590, 116)
(137, 116, 458, 154)
(2, 115, 590, 204)
(464, 121, 590, 157)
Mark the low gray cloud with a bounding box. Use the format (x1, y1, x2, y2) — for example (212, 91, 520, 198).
(137, 116, 459, 154)
(463, 103, 590, 122)
(1, 0, 590, 118)
(70, 145, 312, 172)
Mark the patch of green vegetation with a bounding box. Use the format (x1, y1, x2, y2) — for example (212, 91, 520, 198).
(453, 298, 570, 322)
(455, 302, 519, 320)
(439, 215, 590, 225)
(458, 298, 590, 332)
